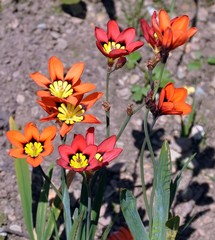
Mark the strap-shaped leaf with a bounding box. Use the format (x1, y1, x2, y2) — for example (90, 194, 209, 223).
(151, 140, 172, 240)
(35, 165, 54, 240)
(9, 117, 35, 240)
(120, 189, 149, 240)
(166, 216, 180, 240)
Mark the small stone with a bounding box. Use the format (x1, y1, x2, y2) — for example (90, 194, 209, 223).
(31, 106, 40, 118)
(198, 8, 208, 22)
(190, 125, 205, 141)
(56, 38, 68, 50)
(9, 224, 22, 233)
(51, 31, 60, 39)
(177, 66, 186, 79)
(210, 75, 215, 89)
(16, 94, 25, 104)
(128, 74, 140, 84)
(116, 88, 131, 100)
(37, 23, 47, 30)
(12, 70, 20, 79)
(8, 18, 19, 29)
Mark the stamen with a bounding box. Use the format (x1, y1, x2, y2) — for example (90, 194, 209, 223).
(69, 153, 89, 168)
(57, 103, 85, 125)
(103, 41, 125, 53)
(95, 153, 103, 162)
(49, 80, 73, 98)
(24, 142, 43, 157)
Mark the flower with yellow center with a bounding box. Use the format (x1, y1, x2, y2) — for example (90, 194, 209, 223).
(30, 56, 96, 105)
(57, 103, 85, 125)
(6, 122, 57, 167)
(69, 153, 89, 169)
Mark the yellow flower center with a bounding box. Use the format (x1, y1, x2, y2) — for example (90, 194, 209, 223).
(49, 80, 73, 98)
(69, 153, 89, 169)
(103, 41, 126, 54)
(57, 103, 85, 125)
(95, 153, 103, 162)
(24, 142, 43, 158)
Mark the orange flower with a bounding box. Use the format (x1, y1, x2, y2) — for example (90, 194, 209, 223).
(157, 83, 192, 116)
(6, 122, 57, 167)
(152, 9, 197, 62)
(38, 92, 103, 137)
(108, 227, 134, 240)
(30, 56, 96, 105)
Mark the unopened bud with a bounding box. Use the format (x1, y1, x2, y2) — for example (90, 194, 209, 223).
(115, 57, 127, 70)
(127, 104, 133, 116)
(102, 101, 111, 112)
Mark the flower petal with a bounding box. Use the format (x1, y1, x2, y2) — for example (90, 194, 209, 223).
(174, 102, 192, 115)
(162, 27, 173, 49)
(26, 155, 43, 167)
(82, 114, 101, 124)
(48, 56, 64, 82)
(86, 127, 95, 145)
(98, 135, 117, 152)
(126, 41, 144, 53)
(24, 122, 40, 142)
(171, 15, 189, 31)
(30, 72, 51, 88)
(6, 131, 27, 148)
(159, 9, 171, 32)
(40, 126, 57, 142)
(116, 28, 135, 45)
(107, 20, 120, 41)
(172, 88, 187, 102)
(9, 148, 27, 158)
(60, 123, 73, 137)
(58, 145, 75, 161)
(73, 83, 96, 95)
(65, 62, 85, 85)
(71, 134, 87, 153)
(81, 92, 103, 110)
(95, 27, 108, 43)
(102, 148, 123, 164)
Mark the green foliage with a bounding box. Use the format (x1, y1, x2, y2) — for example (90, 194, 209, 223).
(166, 216, 180, 240)
(187, 59, 202, 71)
(153, 64, 174, 88)
(35, 166, 54, 240)
(181, 102, 196, 137)
(151, 141, 172, 240)
(207, 57, 215, 65)
(60, 0, 80, 4)
(120, 189, 149, 240)
(125, 51, 142, 70)
(9, 117, 34, 240)
(131, 84, 150, 102)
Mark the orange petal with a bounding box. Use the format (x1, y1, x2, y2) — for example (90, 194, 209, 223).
(165, 83, 175, 101)
(162, 27, 173, 49)
(26, 155, 43, 167)
(158, 88, 165, 110)
(65, 62, 85, 85)
(187, 27, 198, 38)
(172, 88, 187, 102)
(48, 56, 64, 82)
(6, 131, 27, 148)
(24, 122, 40, 142)
(174, 102, 192, 115)
(159, 9, 171, 32)
(9, 148, 27, 158)
(82, 114, 101, 124)
(73, 83, 96, 95)
(172, 30, 188, 49)
(171, 15, 189, 31)
(37, 90, 51, 98)
(40, 142, 54, 156)
(40, 126, 57, 142)
(60, 123, 73, 137)
(160, 102, 174, 113)
(30, 72, 51, 88)
(81, 92, 103, 110)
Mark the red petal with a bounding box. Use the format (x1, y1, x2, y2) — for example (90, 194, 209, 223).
(70, 134, 87, 153)
(126, 41, 144, 53)
(107, 20, 120, 41)
(116, 28, 135, 45)
(86, 127, 95, 145)
(58, 145, 75, 161)
(108, 49, 128, 58)
(102, 148, 123, 163)
(98, 135, 116, 152)
(95, 27, 108, 43)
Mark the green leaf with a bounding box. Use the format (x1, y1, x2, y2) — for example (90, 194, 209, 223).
(169, 154, 196, 207)
(35, 165, 54, 240)
(101, 221, 114, 240)
(61, 169, 72, 239)
(207, 57, 215, 65)
(131, 84, 149, 102)
(152, 64, 174, 87)
(70, 210, 85, 240)
(60, 0, 80, 4)
(125, 51, 142, 70)
(151, 141, 172, 240)
(187, 59, 202, 71)
(9, 117, 34, 240)
(120, 189, 149, 240)
(166, 216, 180, 240)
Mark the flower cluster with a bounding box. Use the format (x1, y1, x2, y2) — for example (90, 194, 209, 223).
(30, 56, 103, 137)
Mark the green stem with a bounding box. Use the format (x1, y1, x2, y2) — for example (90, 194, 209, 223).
(170, 0, 175, 18)
(116, 102, 145, 141)
(38, 165, 62, 201)
(152, 63, 165, 100)
(105, 71, 111, 138)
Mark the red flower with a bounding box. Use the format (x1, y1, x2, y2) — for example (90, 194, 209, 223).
(6, 122, 57, 167)
(57, 127, 122, 172)
(108, 227, 134, 240)
(30, 56, 95, 105)
(38, 92, 103, 137)
(140, 11, 162, 54)
(95, 20, 143, 66)
(157, 83, 192, 116)
(152, 10, 197, 61)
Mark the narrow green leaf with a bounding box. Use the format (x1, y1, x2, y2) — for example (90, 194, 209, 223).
(181, 102, 196, 137)
(70, 210, 85, 240)
(207, 57, 215, 65)
(35, 165, 54, 240)
(9, 117, 34, 240)
(120, 189, 149, 240)
(166, 216, 180, 240)
(187, 59, 202, 70)
(60, 0, 80, 4)
(61, 169, 72, 239)
(169, 154, 196, 207)
(101, 221, 114, 240)
(151, 141, 172, 240)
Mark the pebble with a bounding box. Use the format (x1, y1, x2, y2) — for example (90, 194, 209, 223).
(9, 224, 22, 233)
(50, 31, 60, 39)
(177, 66, 187, 79)
(198, 8, 208, 22)
(210, 74, 215, 89)
(116, 88, 131, 100)
(16, 94, 25, 104)
(56, 38, 68, 50)
(36, 23, 47, 30)
(128, 74, 140, 85)
(190, 125, 205, 141)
